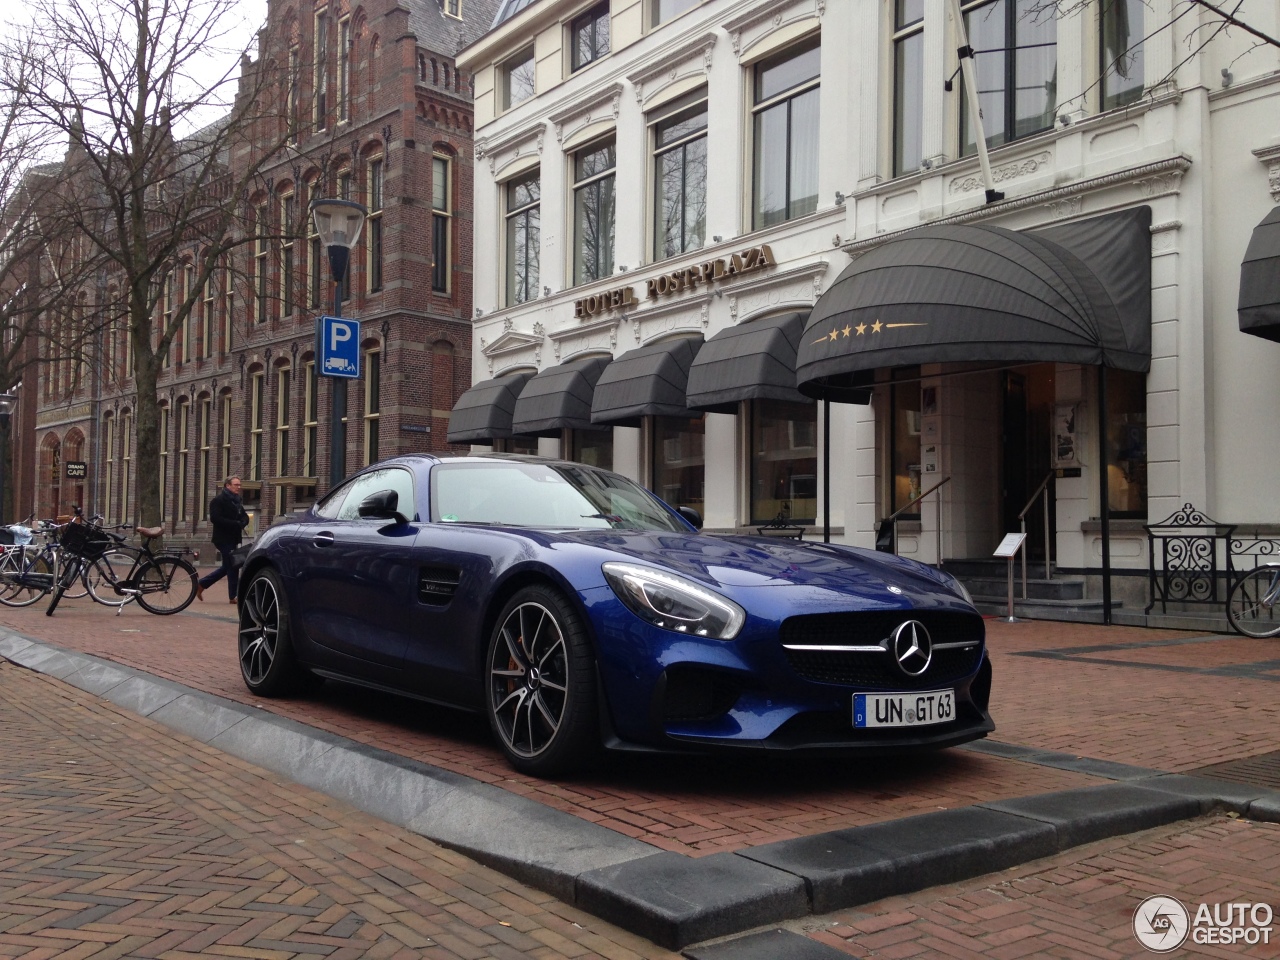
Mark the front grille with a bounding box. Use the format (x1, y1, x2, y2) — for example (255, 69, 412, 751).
(780, 610, 984, 689)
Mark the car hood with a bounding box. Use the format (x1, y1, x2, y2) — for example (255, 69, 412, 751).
(551, 530, 964, 604)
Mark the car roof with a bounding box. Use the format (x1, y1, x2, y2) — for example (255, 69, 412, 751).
(369, 452, 604, 472)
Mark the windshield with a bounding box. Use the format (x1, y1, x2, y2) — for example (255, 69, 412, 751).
(431, 461, 687, 532)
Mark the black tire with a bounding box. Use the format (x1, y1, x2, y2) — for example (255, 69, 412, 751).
(485, 584, 598, 777)
(84, 548, 136, 606)
(238, 567, 309, 696)
(0, 550, 53, 608)
(45, 557, 82, 616)
(134, 556, 199, 615)
(1227, 565, 1280, 639)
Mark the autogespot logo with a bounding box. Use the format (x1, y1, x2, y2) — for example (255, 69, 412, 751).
(1133, 896, 1190, 953)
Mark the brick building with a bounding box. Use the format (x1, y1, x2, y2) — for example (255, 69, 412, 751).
(30, 0, 497, 544)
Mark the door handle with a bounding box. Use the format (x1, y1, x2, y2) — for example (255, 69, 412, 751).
(312, 532, 335, 546)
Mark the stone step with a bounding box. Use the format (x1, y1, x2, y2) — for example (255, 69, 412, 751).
(972, 597, 1123, 623)
(943, 558, 1055, 579)
(960, 576, 1085, 601)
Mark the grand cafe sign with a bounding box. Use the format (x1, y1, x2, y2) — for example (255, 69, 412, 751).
(574, 244, 777, 319)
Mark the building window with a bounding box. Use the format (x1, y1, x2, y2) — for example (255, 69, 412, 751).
(315, 12, 329, 130)
(288, 45, 300, 143)
(651, 0, 701, 27)
(652, 94, 707, 261)
(960, 0, 1056, 156)
(751, 398, 817, 524)
(201, 270, 214, 358)
(177, 399, 190, 523)
(573, 138, 615, 285)
(220, 395, 232, 483)
(221, 264, 232, 355)
(505, 169, 540, 305)
(282, 193, 295, 314)
(368, 159, 383, 292)
(502, 48, 535, 109)
(250, 371, 264, 483)
(570, 428, 612, 470)
(159, 405, 169, 520)
(275, 367, 291, 515)
(1106, 369, 1147, 517)
(161, 274, 173, 367)
(431, 156, 450, 293)
(447, 0, 461, 17)
(198, 398, 211, 521)
(254, 203, 269, 323)
(890, 373, 922, 517)
(303, 360, 318, 478)
(363, 349, 380, 465)
(181, 264, 194, 362)
(752, 37, 820, 230)
(338, 16, 351, 123)
(308, 185, 322, 309)
(1101, 0, 1143, 110)
(893, 0, 924, 175)
(338, 172, 352, 302)
(653, 415, 704, 513)
(571, 3, 610, 72)
(121, 411, 132, 521)
(103, 414, 115, 523)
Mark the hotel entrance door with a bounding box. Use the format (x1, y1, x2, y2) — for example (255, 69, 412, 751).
(1002, 366, 1055, 566)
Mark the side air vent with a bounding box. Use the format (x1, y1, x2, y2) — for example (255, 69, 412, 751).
(418, 565, 461, 605)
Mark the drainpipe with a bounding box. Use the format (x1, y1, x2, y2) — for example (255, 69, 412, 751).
(1097, 365, 1112, 625)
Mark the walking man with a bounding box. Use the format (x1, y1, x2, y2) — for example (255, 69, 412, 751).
(196, 476, 250, 604)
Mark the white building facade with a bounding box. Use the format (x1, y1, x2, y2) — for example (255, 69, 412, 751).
(454, 0, 1280, 618)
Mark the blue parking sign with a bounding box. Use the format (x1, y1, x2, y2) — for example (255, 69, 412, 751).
(318, 316, 361, 379)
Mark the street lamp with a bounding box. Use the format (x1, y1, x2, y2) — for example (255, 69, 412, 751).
(310, 198, 366, 489)
(0, 392, 16, 526)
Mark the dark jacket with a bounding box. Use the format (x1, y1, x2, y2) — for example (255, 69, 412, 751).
(209, 488, 249, 548)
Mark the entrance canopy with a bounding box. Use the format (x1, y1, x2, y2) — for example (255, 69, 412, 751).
(1239, 205, 1280, 343)
(591, 335, 703, 426)
(446, 371, 535, 443)
(686, 312, 812, 413)
(511, 356, 611, 436)
(797, 208, 1152, 400)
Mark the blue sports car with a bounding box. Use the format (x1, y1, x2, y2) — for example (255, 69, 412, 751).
(237, 454, 993, 775)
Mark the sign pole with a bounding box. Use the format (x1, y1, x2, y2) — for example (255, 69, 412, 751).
(329, 249, 348, 491)
(993, 532, 1027, 623)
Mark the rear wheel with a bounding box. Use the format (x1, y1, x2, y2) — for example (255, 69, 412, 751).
(84, 549, 136, 606)
(45, 557, 82, 616)
(1227, 565, 1280, 639)
(238, 567, 309, 696)
(134, 556, 198, 615)
(0, 550, 53, 608)
(485, 585, 598, 777)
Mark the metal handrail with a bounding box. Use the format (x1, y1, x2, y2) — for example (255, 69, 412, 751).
(884, 476, 951, 569)
(1017, 469, 1055, 596)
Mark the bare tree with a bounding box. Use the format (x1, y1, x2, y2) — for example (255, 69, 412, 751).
(4, 0, 298, 529)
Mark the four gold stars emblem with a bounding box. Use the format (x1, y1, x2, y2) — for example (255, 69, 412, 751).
(811, 319, 929, 344)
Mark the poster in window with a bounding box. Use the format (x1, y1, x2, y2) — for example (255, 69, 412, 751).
(921, 385, 938, 416)
(922, 444, 938, 475)
(1053, 403, 1079, 467)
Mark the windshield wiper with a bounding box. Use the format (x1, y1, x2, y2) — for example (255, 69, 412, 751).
(582, 513, 625, 523)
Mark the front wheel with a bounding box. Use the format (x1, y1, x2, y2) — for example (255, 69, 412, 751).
(485, 585, 598, 777)
(45, 557, 82, 616)
(238, 568, 310, 696)
(0, 550, 53, 608)
(134, 556, 198, 614)
(1227, 565, 1280, 638)
(84, 549, 136, 606)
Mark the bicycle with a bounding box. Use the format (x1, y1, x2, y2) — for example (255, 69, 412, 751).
(1226, 562, 1280, 638)
(47, 518, 199, 616)
(0, 520, 69, 608)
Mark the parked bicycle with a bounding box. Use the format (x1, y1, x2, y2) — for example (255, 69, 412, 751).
(46, 515, 199, 616)
(0, 518, 86, 608)
(1226, 562, 1280, 638)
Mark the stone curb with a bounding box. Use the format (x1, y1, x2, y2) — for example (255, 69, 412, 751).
(4, 631, 1279, 952)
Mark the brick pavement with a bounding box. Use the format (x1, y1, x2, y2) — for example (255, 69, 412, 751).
(797, 815, 1280, 958)
(3, 602, 1279, 856)
(0, 660, 680, 960)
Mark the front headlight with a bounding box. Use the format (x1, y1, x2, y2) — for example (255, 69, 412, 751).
(950, 575, 975, 608)
(602, 562, 746, 640)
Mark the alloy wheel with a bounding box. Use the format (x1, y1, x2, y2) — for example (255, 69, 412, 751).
(489, 601, 570, 759)
(239, 575, 280, 685)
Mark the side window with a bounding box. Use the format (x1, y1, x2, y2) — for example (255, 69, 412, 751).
(336, 469, 392, 520)
(314, 476, 358, 519)
(381, 468, 417, 520)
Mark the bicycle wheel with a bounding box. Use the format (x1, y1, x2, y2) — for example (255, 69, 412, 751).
(1227, 566, 1280, 638)
(84, 548, 138, 607)
(62, 550, 91, 600)
(0, 549, 54, 608)
(45, 557, 82, 616)
(134, 556, 198, 615)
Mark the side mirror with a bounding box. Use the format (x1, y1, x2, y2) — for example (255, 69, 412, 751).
(677, 505, 703, 530)
(357, 489, 410, 524)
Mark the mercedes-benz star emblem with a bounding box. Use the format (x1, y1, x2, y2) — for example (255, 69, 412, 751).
(891, 620, 933, 677)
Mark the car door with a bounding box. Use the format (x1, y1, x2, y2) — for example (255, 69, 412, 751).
(293, 467, 422, 669)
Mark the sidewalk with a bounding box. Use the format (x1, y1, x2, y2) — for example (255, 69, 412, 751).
(2, 599, 1279, 955)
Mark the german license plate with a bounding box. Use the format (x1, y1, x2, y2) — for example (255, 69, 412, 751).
(853, 689, 954, 728)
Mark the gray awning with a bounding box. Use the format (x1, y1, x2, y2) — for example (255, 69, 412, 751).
(686, 312, 813, 413)
(446, 371, 535, 443)
(1239, 205, 1280, 343)
(510, 356, 611, 436)
(591, 335, 704, 426)
(797, 208, 1152, 401)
